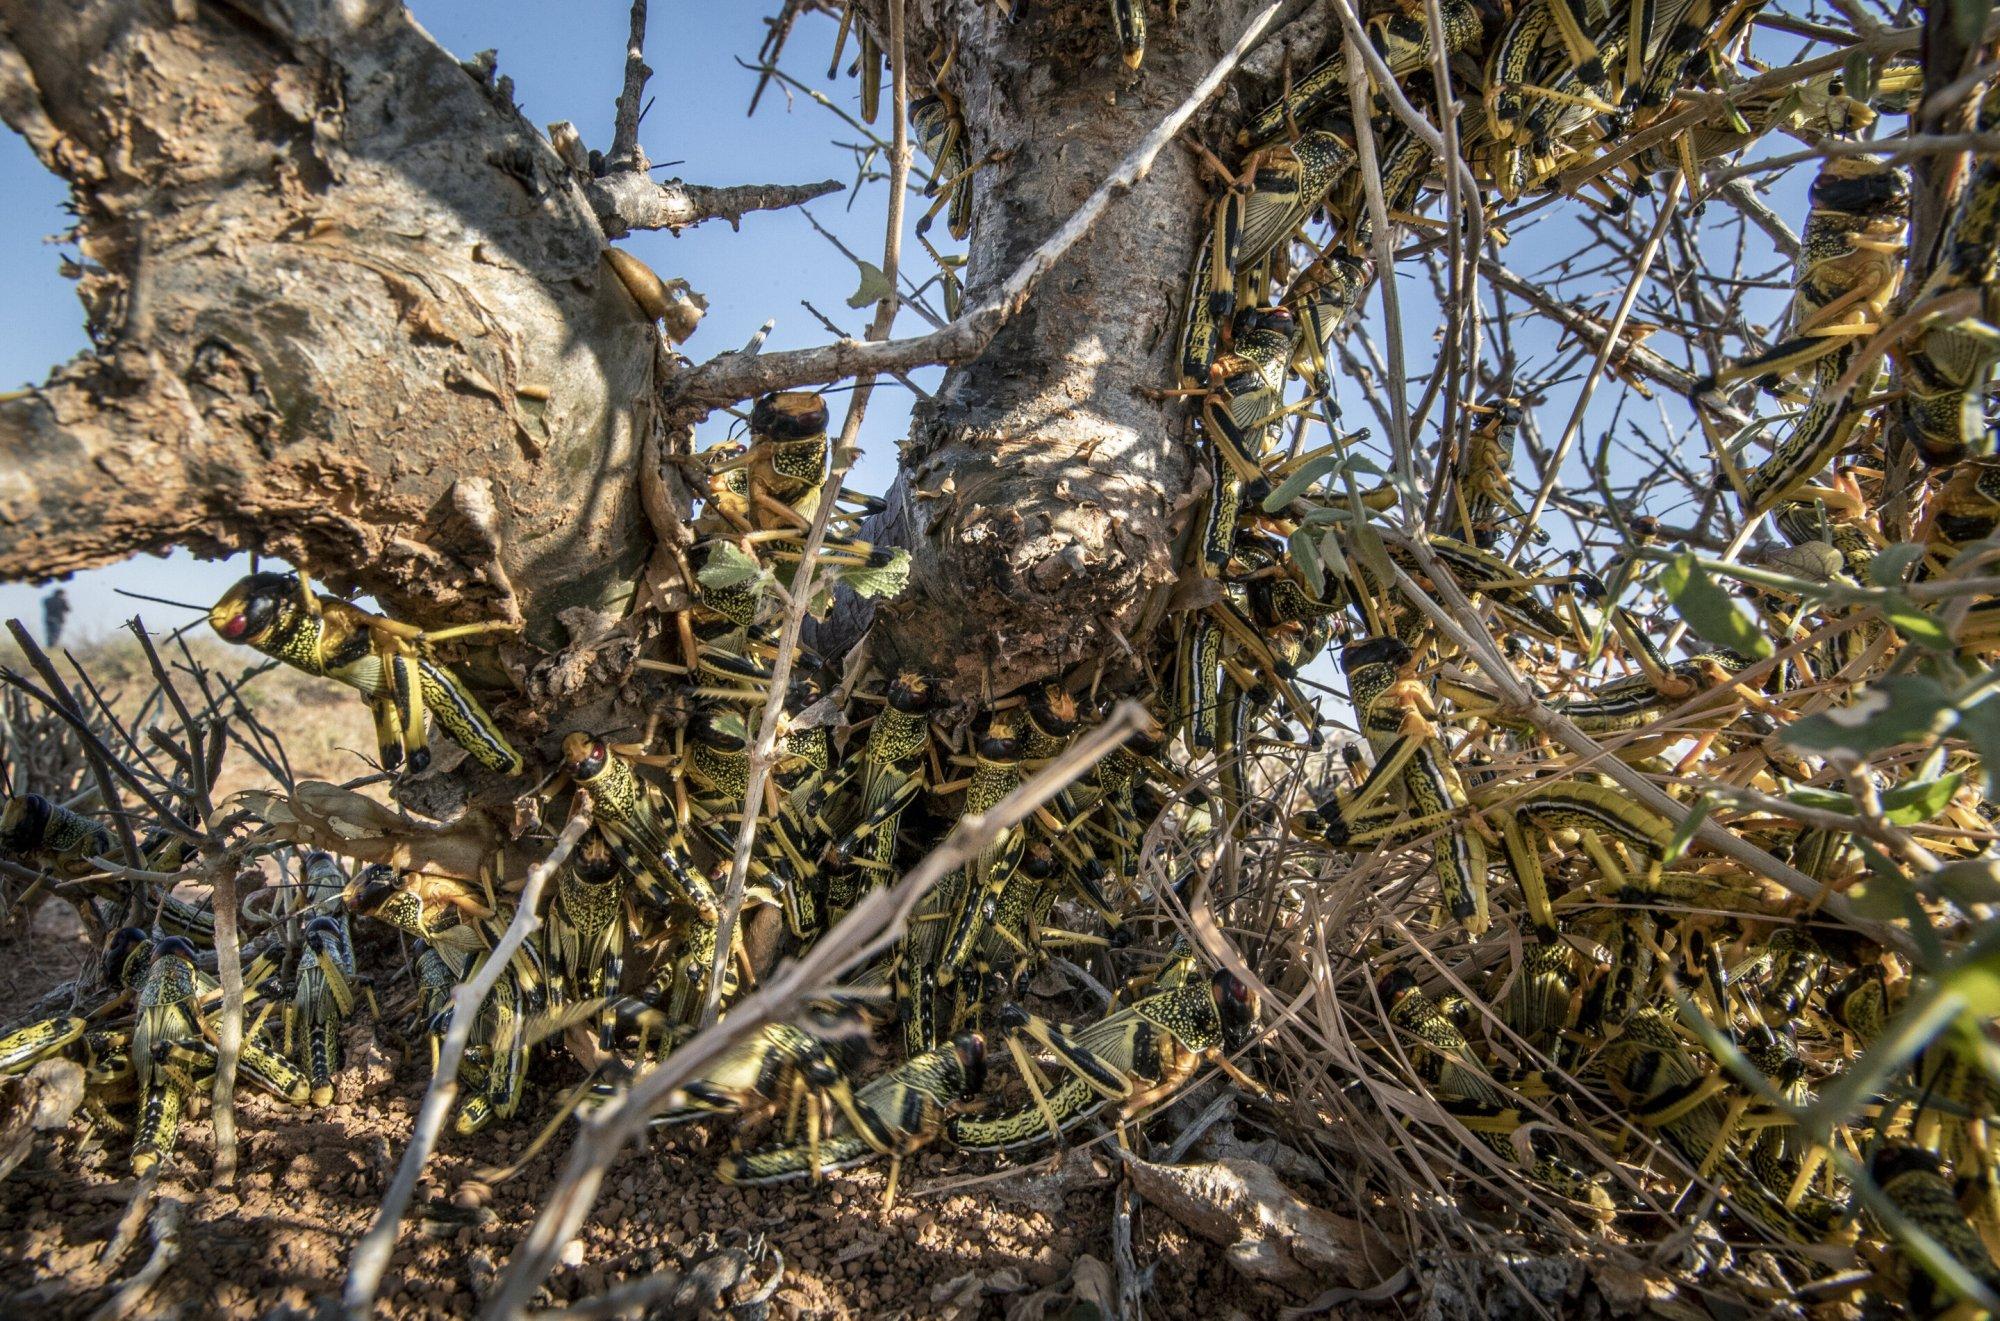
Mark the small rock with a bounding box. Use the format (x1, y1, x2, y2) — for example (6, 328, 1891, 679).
(283, 1154, 315, 1192)
(338, 1027, 396, 1103)
(1123, 1153, 1394, 1292)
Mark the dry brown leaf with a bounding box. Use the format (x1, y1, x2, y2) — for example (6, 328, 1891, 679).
(0, 1059, 85, 1182)
(220, 781, 496, 881)
(1122, 1154, 1388, 1292)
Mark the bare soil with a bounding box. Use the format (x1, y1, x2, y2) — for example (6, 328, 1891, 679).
(0, 1024, 1288, 1318)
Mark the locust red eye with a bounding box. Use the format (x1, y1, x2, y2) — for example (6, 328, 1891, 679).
(220, 613, 248, 639)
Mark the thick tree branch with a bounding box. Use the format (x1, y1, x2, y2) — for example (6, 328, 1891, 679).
(589, 173, 844, 236)
(0, 0, 660, 656)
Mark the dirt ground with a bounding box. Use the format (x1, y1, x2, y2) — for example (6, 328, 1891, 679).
(0, 1035, 1293, 1318)
(0, 911, 1298, 1319)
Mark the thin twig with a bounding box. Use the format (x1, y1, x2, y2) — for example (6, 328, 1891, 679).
(608, 0, 651, 171)
(341, 802, 594, 1320)
(3, 625, 149, 866)
(701, 0, 912, 1029)
(668, 0, 1291, 407)
(1511, 171, 1686, 563)
(208, 866, 249, 1187)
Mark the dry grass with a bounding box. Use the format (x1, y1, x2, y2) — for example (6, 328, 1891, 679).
(2, 629, 378, 803)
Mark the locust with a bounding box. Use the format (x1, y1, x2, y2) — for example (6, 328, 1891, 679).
(562, 733, 719, 922)
(704, 391, 834, 535)
(1701, 156, 1910, 515)
(929, 710, 1029, 1001)
(721, 1032, 987, 1210)
(1870, 1143, 2000, 1318)
(822, 673, 936, 920)
(209, 571, 522, 776)
(130, 935, 309, 1171)
(951, 968, 1263, 1152)
(1242, 0, 1494, 148)
(0, 792, 114, 876)
(1200, 305, 1304, 483)
(1310, 636, 1492, 933)
(1895, 87, 2000, 467)
(651, 1000, 875, 1177)
(1379, 967, 1508, 1105)
(0, 1014, 86, 1075)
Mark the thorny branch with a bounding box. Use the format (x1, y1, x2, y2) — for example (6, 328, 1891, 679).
(591, 174, 846, 236)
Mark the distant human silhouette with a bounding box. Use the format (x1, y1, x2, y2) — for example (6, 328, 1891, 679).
(41, 586, 69, 648)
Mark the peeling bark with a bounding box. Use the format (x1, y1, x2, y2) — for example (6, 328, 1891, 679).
(0, 0, 661, 650)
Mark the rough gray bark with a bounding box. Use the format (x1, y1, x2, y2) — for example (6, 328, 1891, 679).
(822, 0, 1266, 699)
(0, 0, 663, 655)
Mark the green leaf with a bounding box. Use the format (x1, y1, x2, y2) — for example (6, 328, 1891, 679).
(1783, 675, 1955, 762)
(1793, 774, 1962, 826)
(1956, 698, 2000, 794)
(1289, 529, 1325, 598)
(1844, 836, 1929, 925)
(1350, 523, 1396, 594)
(1659, 553, 1774, 658)
(1662, 795, 1710, 865)
(1319, 532, 1356, 593)
(1767, 86, 1805, 132)
(1843, 49, 1874, 103)
(846, 259, 894, 310)
(1785, 785, 1856, 814)
(697, 541, 764, 591)
(1264, 454, 1346, 511)
(835, 546, 911, 600)
(1879, 771, 1964, 825)
(1930, 857, 2000, 909)
(1881, 592, 1955, 652)
(1869, 542, 1926, 587)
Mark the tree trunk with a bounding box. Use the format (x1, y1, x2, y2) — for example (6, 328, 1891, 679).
(851, 1, 1227, 699)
